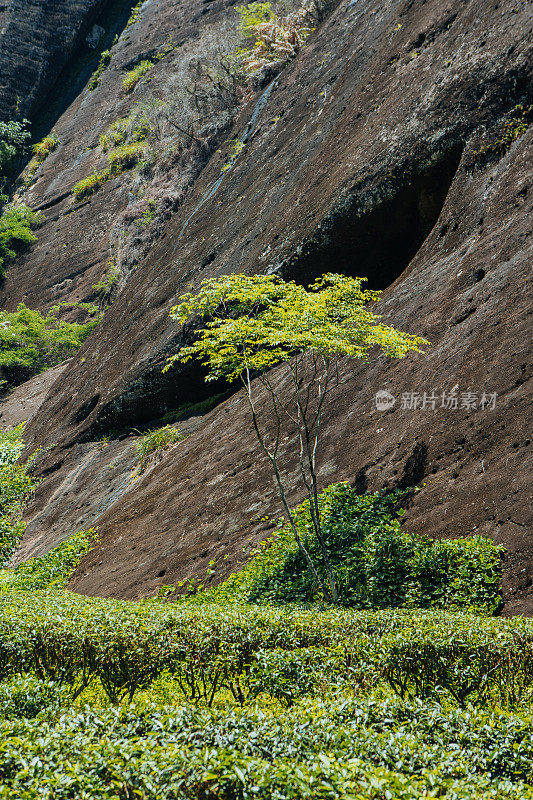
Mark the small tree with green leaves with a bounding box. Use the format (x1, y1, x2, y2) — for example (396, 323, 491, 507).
(166, 273, 428, 602)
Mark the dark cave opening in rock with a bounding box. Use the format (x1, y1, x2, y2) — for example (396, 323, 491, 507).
(285, 144, 463, 290)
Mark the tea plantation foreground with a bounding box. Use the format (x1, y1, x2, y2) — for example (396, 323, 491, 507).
(1, 591, 533, 798)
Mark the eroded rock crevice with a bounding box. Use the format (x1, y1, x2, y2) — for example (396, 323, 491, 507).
(284, 142, 463, 290)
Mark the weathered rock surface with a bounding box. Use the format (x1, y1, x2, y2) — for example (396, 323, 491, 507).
(0, 0, 108, 121)
(2, 0, 532, 611)
(0, 362, 68, 429)
(1, 0, 233, 311)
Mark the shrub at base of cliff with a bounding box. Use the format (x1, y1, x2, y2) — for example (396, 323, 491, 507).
(206, 482, 504, 614)
(0, 425, 40, 568)
(0, 204, 44, 279)
(0, 528, 97, 593)
(166, 272, 428, 604)
(0, 303, 99, 391)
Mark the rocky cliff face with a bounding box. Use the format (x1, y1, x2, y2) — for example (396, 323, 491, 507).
(1, 0, 532, 611)
(0, 0, 112, 122)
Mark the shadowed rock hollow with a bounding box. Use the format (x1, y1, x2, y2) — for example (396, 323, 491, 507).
(1, 0, 531, 611)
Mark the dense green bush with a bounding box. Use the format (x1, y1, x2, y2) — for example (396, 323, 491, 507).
(0, 592, 531, 708)
(0, 674, 61, 719)
(209, 483, 503, 613)
(0, 119, 30, 179)
(0, 302, 99, 389)
(0, 528, 97, 593)
(0, 425, 40, 568)
(1, 658, 533, 797)
(0, 204, 43, 278)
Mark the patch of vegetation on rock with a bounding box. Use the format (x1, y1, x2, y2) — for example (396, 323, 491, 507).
(0, 303, 100, 390)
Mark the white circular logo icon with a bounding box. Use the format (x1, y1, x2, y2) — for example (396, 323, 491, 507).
(375, 390, 395, 411)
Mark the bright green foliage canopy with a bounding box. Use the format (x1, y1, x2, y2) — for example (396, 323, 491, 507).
(167, 273, 429, 381)
(0, 303, 99, 389)
(0, 120, 30, 180)
(0, 204, 44, 277)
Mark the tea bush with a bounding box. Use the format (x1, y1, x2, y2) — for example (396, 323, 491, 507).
(0, 592, 531, 708)
(1, 692, 533, 798)
(0, 302, 99, 388)
(0, 674, 62, 719)
(1, 602, 533, 796)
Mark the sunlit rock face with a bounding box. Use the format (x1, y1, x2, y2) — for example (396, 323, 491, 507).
(1, 0, 531, 612)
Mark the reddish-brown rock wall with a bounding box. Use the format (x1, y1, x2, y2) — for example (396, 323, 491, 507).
(4, 0, 532, 612)
(0, 0, 108, 121)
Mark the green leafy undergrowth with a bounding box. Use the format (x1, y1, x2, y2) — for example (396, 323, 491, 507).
(0, 674, 62, 719)
(206, 482, 503, 613)
(0, 425, 40, 568)
(0, 204, 43, 279)
(0, 119, 30, 179)
(1, 586, 533, 797)
(0, 620, 533, 800)
(0, 528, 97, 593)
(0, 302, 100, 390)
